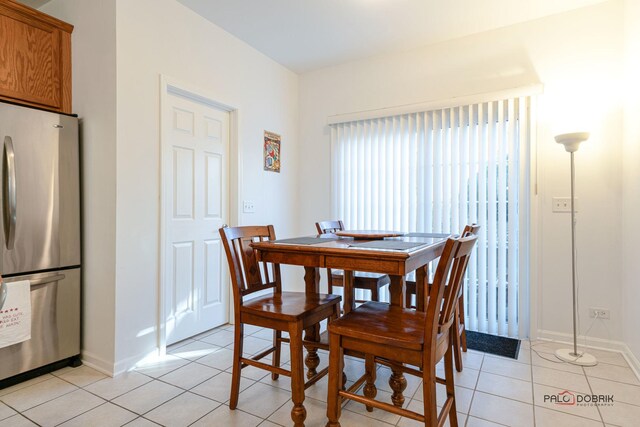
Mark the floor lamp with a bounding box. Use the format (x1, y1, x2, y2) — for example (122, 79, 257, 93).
(554, 132, 597, 366)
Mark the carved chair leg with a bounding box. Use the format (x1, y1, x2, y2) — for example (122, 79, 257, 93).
(326, 330, 343, 427)
(290, 321, 307, 427)
(304, 267, 321, 379)
(364, 354, 377, 412)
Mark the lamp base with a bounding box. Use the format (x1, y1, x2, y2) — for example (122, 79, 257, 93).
(555, 348, 597, 366)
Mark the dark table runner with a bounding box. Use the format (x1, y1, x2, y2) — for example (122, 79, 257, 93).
(272, 237, 340, 245)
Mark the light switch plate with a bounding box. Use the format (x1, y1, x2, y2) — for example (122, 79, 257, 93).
(552, 197, 578, 213)
(243, 200, 255, 213)
(589, 307, 610, 320)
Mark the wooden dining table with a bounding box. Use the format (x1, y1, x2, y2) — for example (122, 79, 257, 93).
(251, 231, 449, 407)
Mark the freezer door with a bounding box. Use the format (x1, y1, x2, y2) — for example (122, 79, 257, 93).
(0, 269, 81, 380)
(0, 103, 80, 274)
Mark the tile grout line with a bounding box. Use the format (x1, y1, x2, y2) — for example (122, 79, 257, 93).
(530, 343, 633, 369)
(183, 399, 224, 427)
(465, 352, 485, 427)
(583, 367, 607, 426)
(51, 401, 112, 427)
(529, 344, 536, 427)
(0, 375, 82, 423)
(464, 349, 485, 427)
(534, 405, 610, 426)
(65, 366, 223, 424)
(6, 327, 638, 427)
(240, 379, 291, 423)
(528, 351, 614, 426)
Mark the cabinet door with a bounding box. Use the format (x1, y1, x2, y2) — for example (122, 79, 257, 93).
(0, 3, 71, 113)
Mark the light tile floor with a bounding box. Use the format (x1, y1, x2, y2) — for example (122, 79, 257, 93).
(0, 324, 638, 426)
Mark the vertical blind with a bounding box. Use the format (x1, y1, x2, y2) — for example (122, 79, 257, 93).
(330, 96, 531, 337)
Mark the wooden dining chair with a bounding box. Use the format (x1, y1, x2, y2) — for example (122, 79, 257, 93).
(405, 224, 480, 372)
(325, 234, 478, 427)
(219, 225, 341, 427)
(315, 220, 390, 303)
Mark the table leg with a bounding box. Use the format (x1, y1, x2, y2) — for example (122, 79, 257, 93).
(415, 264, 429, 312)
(303, 267, 320, 379)
(364, 354, 377, 412)
(342, 270, 355, 314)
(390, 364, 408, 407)
(388, 275, 408, 407)
(338, 270, 355, 386)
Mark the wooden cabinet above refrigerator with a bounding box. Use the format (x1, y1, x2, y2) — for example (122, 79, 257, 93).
(0, 0, 73, 114)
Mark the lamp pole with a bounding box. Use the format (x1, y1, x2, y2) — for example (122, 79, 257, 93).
(570, 151, 578, 356)
(554, 132, 596, 366)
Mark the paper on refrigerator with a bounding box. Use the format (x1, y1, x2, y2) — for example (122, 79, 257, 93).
(0, 280, 31, 348)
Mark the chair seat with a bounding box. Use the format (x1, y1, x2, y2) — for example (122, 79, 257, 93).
(328, 301, 428, 351)
(242, 291, 341, 321)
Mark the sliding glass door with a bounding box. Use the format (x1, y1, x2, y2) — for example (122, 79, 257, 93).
(330, 96, 532, 338)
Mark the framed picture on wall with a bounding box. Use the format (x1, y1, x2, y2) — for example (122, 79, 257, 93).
(264, 131, 281, 173)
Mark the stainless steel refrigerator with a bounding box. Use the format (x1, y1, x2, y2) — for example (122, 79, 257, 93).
(0, 101, 81, 381)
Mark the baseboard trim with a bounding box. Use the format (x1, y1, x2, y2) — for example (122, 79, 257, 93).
(621, 343, 640, 381)
(536, 329, 640, 380)
(81, 351, 115, 377)
(82, 349, 166, 378)
(112, 352, 152, 377)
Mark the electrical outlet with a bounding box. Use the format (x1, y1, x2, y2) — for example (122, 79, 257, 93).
(243, 200, 255, 213)
(589, 307, 610, 320)
(552, 197, 579, 213)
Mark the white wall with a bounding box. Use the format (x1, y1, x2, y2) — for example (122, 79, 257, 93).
(40, 0, 636, 373)
(42, 0, 299, 374)
(622, 0, 640, 365)
(40, 0, 118, 374)
(298, 1, 625, 344)
(113, 0, 299, 371)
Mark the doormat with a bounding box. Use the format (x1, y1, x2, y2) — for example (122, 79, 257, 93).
(466, 331, 521, 359)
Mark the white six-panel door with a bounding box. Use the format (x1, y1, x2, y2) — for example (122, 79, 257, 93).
(162, 89, 230, 345)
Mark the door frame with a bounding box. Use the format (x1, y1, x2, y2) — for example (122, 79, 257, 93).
(158, 75, 241, 354)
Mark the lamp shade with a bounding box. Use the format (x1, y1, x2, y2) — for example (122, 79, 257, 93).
(555, 132, 590, 153)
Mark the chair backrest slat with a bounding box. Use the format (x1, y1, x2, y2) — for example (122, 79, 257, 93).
(316, 220, 345, 235)
(463, 223, 481, 237)
(424, 232, 478, 358)
(315, 220, 345, 284)
(239, 236, 264, 287)
(438, 236, 477, 326)
(220, 225, 282, 307)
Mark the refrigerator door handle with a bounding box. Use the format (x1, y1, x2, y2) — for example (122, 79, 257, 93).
(0, 280, 6, 311)
(29, 274, 65, 287)
(3, 136, 17, 250)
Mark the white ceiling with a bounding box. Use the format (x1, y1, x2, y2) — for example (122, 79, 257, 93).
(178, 0, 606, 73)
(23, 0, 606, 73)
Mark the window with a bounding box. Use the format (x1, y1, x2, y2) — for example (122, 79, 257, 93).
(330, 96, 532, 337)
